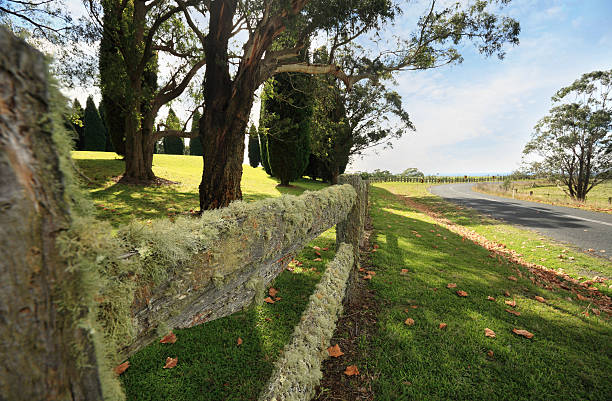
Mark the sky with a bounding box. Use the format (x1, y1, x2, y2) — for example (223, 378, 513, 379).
(349, 0, 612, 175)
(60, 0, 612, 176)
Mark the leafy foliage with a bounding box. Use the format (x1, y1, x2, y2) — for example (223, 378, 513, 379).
(523, 70, 612, 200)
(83, 96, 107, 151)
(188, 109, 203, 156)
(247, 124, 261, 168)
(162, 109, 184, 155)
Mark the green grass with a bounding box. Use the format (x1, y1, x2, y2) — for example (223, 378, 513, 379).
(70, 152, 334, 400)
(475, 180, 612, 213)
(360, 183, 611, 400)
(72, 151, 328, 226)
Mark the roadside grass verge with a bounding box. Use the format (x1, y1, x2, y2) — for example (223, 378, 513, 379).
(70, 152, 335, 399)
(360, 184, 611, 400)
(474, 180, 612, 214)
(121, 231, 337, 401)
(72, 151, 328, 226)
(380, 182, 612, 297)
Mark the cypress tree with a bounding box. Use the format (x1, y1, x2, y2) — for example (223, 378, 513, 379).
(83, 96, 107, 151)
(189, 109, 203, 156)
(259, 129, 272, 175)
(162, 108, 185, 155)
(98, 101, 114, 152)
(261, 71, 312, 186)
(247, 124, 261, 167)
(71, 99, 85, 150)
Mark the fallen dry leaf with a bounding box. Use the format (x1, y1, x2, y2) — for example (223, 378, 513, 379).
(363, 274, 373, 280)
(534, 296, 546, 303)
(367, 271, 377, 276)
(315, 251, 321, 256)
(512, 329, 534, 339)
(505, 300, 516, 307)
(264, 297, 275, 304)
(508, 276, 518, 282)
(592, 308, 601, 316)
(327, 344, 344, 358)
(576, 293, 588, 301)
(503, 290, 511, 297)
(163, 357, 178, 369)
(269, 287, 278, 297)
(313, 258, 322, 262)
(274, 297, 282, 301)
(160, 332, 176, 344)
(237, 337, 243, 346)
(359, 267, 365, 272)
(344, 365, 359, 376)
(487, 296, 496, 301)
(487, 350, 494, 357)
(371, 248, 378, 252)
(456, 290, 468, 297)
(446, 283, 457, 288)
(400, 269, 409, 275)
(114, 361, 130, 375)
(313, 246, 321, 251)
(322, 247, 329, 251)
(373, 244, 379, 249)
(506, 309, 521, 316)
(484, 328, 496, 338)
(405, 318, 415, 326)
(439, 323, 447, 329)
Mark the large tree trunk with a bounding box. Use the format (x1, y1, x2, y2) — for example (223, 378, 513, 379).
(199, 0, 246, 210)
(120, 93, 157, 183)
(0, 28, 103, 401)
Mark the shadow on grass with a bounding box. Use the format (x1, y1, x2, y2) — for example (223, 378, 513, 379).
(363, 186, 612, 401)
(121, 234, 337, 401)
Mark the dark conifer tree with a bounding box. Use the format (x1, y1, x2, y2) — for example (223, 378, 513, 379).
(83, 96, 107, 151)
(247, 124, 261, 168)
(189, 109, 203, 156)
(162, 108, 185, 155)
(71, 99, 85, 150)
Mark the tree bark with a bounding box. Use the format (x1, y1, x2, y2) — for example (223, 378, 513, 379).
(0, 28, 103, 401)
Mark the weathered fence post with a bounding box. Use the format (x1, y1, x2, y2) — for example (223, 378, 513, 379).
(336, 175, 367, 302)
(0, 29, 104, 400)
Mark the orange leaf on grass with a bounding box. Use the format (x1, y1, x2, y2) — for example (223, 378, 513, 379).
(484, 328, 496, 338)
(505, 300, 516, 307)
(313, 246, 321, 251)
(327, 344, 344, 358)
(405, 318, 415, 326)
(508, 276, 518, 282)
(534, 296, 546, 303)
(322, 247, 329, 251)
(503, 290, 511, 297)
(237, 337, 243, 346)
(487, 350, 494, 357)
(264, 297, 275, 304)
(363, 274, 372, 280)
(114, 361, 130, 375)
(163, 357, 178, 369)
(373, 244, 379, 249)
(506, 309, 521, 316)
(576, 293, 587, 301)
(159, 332, 176, 344)
(487, 296, 496, 301)
(313, 258, 323, 262)
(359, 267, 365, 272)
(512, 329, 534, 339)
(269, 287, 278, 297)
(315, 251, 321, 256)
(439, 323, 447, 330)
(446, 283, 457, 289)
(344, 365, 359, 376)
(456, 290, 468, 297)
(366, 271, 376, 276)
(400, 269, 409, 275)
(274, 297, 282, 301)
(371, 248, 377, 252)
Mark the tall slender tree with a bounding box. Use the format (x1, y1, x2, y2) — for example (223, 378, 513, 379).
(83, 96, 107, 151)
(247, 124, 261, 167)
(189, 109, 203, 156)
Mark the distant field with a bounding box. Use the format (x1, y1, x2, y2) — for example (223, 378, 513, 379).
(474, 180, 612, 213)
(71, 151, 328, 226)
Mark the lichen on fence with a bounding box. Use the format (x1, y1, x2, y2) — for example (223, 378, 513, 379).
(258, 243, 354, 401)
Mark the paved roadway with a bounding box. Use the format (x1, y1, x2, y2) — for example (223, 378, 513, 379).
(429, 183, 612, 257)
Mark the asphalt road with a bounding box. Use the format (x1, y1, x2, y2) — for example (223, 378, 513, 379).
(429, 183, 612, 257)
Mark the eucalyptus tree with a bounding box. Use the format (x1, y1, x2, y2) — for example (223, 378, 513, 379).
(523, 70, 612, 201)
(92, 0, 206, 183)
(194, 0, 519, 209)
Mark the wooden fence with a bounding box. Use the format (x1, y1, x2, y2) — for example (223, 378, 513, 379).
(368, 175, 509, 183)
(0, 28, 367, 401)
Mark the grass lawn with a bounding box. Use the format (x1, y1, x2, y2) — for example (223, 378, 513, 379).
(72, 151, 328, 226)
(71, 152, 335, 400)
(358, 183, 611, 400)
(475, 180, 612, 214)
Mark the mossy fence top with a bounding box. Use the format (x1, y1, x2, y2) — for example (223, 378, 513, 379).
(0, 27, 367, 401)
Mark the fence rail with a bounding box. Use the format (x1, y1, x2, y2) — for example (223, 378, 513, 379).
(367, 176, 510, 183)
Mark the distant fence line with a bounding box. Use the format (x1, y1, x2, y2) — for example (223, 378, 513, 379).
(367, 175, 511, 184)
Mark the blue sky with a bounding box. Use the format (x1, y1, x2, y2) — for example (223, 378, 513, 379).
(62, 0, 612, 176)
(349, 0, 612, 175)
